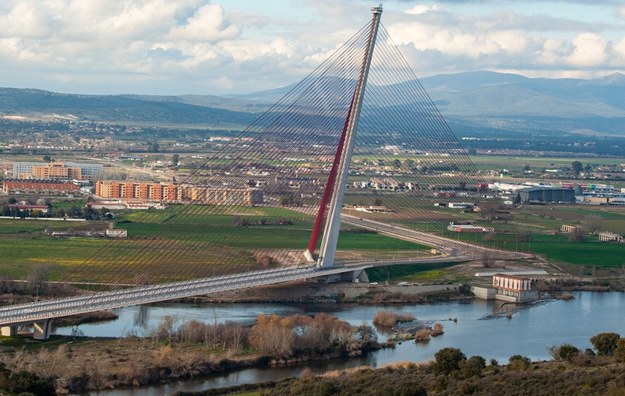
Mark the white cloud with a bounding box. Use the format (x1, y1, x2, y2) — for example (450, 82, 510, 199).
(612, 37, 625, 66)
(536, 38, 567, 65)
(167, 3, 239, 42)
(0, 1, 55, 39)
(387, 22, 530, 59)
(405, 4, 439, 15)
(0, 0, 623, 94)
(566, 33, 607, 67)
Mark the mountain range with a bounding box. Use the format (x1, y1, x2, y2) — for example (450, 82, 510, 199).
(2, 71, 625, 137)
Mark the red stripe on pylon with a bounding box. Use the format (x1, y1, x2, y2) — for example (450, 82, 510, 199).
(306, 96, 355, 256)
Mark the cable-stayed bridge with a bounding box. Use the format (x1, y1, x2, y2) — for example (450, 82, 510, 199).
(0, 6, 531, 339)
(0, 214, 528, 339)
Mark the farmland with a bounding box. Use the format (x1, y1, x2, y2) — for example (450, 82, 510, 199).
(0, 205, 429, 282)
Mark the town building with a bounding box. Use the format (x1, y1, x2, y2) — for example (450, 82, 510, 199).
(95, 180, 263, 206)
(2, 180, 81, 195)
(560, 224, 582, 233)
(32, 162, 82, 180)
(447, 202, 475, 209)
(88, 199, 166, 210)
(447, 222, 494, 233)
(598, 232, 624, 242)
(491, 274, 539, 303)
(13, 162, 104, 182)
(516, 187, 576, 204)
(95, 181, 177, 201)
(6, 204, 49, 215)
(105, 229, 128, 238)
(352, 205, 393, 213)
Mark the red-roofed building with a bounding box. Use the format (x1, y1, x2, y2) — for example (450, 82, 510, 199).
(492, 274, 539, 303)
(2, 180, 81, 195)
(7, 204, 49, 214)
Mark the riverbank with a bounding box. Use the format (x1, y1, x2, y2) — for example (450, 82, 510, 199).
(1, 336, 270, 394)
(175, 356, 625, 396)
(1, 312, 389, 395)
(3, 291, 625, 395)
(185, 280, 474, 304)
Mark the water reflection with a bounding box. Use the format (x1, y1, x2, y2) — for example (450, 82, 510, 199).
(134, 305, 149, 329)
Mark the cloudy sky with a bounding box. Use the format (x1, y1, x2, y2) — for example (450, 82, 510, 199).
(1, 0, 624, 95)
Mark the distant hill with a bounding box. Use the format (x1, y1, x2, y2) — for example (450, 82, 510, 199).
(234, 71, 625, 137)
(2, 71, 625, 136)
(0, 88, 255, 127)
(418, 71, 625, 136)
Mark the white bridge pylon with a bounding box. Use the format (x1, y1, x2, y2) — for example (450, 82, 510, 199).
(309, 5, 383, 269)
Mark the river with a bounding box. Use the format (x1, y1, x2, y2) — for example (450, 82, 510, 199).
(53, 291, 624, 396)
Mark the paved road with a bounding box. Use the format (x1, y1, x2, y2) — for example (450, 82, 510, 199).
(340, 214, 532, 265)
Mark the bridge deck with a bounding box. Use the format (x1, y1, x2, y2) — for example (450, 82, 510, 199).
(0, 265, 367, 328)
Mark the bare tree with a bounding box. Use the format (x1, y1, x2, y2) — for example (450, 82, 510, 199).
(569, 228, 586, 242)
(481, 250, 495, 268)
(27, 266, 49, 297)
(584, 215, 604, 235)
(0, 274, 16, 293)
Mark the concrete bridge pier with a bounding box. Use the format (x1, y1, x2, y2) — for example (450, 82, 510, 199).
(321, 267, 369, 283)
(1, 326, 17, 336)
(33, 320, 53, 340)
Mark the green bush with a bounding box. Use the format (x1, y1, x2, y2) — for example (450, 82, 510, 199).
(434, 347, 466, 375)
(550, 343, 580, 361)
(614, 339, 625, 363)
(590, 332, 620, 356)
(460, 355, 486, 378)
(0, 363, 55, 395)
(508, 355, 531, 371)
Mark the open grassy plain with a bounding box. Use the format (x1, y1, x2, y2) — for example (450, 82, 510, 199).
(0, 205, 429, 282)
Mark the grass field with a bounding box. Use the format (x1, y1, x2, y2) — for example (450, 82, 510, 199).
(468, 155, 625, 172)
(1, 197, 624, 282)
(366, 262, 460, 283)
(0, 205, 429, 282)
(527, 234, 625, 267)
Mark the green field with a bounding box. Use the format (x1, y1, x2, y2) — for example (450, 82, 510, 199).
(1, 197, 624, 283)
(527, 234, 625, 267)
(468, 155, 625, 172)
(0, 205, 429, 281)
(366, 262, 460, 282)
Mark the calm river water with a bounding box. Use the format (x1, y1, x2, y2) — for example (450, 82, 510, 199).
(55, 291, 624, 396)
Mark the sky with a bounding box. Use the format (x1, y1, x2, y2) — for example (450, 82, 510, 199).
(0, 0, 624, 95)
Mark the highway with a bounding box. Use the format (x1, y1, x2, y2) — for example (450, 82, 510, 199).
(340, 213, 532, 264)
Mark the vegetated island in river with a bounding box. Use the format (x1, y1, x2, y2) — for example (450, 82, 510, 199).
(0, 313, 387, 395)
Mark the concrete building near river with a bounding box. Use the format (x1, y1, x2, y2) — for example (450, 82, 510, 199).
(472, 273, 539, 303)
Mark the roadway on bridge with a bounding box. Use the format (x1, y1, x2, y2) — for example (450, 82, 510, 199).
(0, 264, 368, 333)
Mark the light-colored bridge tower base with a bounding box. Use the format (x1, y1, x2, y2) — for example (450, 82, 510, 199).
(33, 320, 52, 340)
(319, 267, 370, 284)
(1, 326, 17, 336)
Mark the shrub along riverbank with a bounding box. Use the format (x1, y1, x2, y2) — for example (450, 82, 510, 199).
(0, 313, 384, 395)
(1, 314, 623, 395)
(177, 332, 625, 396)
